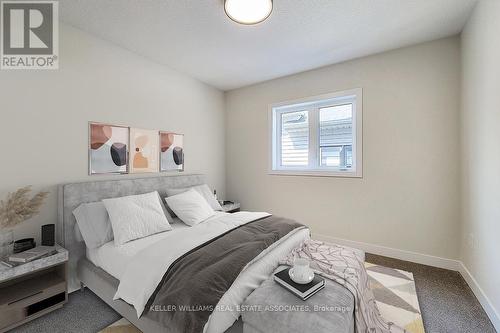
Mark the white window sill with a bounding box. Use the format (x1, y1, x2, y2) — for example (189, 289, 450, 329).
(268, 169, 362, 178)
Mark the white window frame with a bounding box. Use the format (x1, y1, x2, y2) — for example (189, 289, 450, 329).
(269, 88, 362, 178)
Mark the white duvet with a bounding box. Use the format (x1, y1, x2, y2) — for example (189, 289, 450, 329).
(93, 211, 309, 333)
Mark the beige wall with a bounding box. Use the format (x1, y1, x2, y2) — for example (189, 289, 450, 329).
(225, 37, 461, 259)
(0, 24, 226, 243)
(460, 0, 500, 326)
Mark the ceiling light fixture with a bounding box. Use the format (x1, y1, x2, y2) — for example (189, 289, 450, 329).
(224, 0, 273, 25)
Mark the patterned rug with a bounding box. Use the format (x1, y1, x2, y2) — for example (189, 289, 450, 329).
(100, 263, 425, 333)
(365, 262, 425, 333)
(99, 318, 141, 333)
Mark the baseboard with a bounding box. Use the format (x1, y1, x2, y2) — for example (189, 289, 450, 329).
(312, 233, 500, 331)
(312, 233, 460, 270)
(458, 262, 500, 332)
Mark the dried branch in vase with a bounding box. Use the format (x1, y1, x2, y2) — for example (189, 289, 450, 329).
(0, 186, 49, 229)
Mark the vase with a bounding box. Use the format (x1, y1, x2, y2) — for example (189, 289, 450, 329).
(0, 229, 14, 258)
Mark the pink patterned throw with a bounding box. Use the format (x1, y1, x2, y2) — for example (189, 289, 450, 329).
(280, 240, 406, 333)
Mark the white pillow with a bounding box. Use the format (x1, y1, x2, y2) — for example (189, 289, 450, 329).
(165, 184, 222, 211)
(165, 189, 215, 226)
(103, 191, 172, 246)
(73, 202, 113, 249)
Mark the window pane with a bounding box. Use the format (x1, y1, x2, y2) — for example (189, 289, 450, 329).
(281, 111, 309, 166)
(320, 104, 353, 168)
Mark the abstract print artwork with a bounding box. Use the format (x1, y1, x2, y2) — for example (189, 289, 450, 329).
(89, 123, 128, 174)
(129, 128, 159, 173)
(160, 132, 184, 172)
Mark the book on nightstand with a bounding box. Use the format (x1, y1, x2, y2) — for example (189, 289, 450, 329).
(0, 259, 21, 268)
(8, 246, 57, 263)
(274, 267, 325, 301)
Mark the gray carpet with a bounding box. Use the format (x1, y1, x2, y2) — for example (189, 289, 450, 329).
(10, 254, 497, 333)
(10, 288, 120, 333)
(365, 254, 497, 333)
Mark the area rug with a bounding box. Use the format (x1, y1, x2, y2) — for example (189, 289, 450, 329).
(365, 262, 425, 333)
(99, 318, 141, 333)
(100, 263, 425, 333)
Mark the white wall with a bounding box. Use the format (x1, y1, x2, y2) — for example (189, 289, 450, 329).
(460, 0, 500, 328)
(0, 24, 226, 243)
(225, 37, 461, 260)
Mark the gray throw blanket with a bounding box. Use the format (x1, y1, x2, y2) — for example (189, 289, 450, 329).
(145, 215, 304, 333)
(281, 240, 406, 333)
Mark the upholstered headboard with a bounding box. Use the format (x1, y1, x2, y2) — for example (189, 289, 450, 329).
(58, 174, 206, 292)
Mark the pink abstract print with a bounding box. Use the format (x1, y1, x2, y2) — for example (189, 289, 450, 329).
(160, 132, 184, 172)
(89, 123, 128, 174)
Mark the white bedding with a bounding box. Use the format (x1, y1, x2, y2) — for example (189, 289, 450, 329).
(88, 211, 310, 333)
(86, 221, 190, 279)
(85, 213, 224, 279)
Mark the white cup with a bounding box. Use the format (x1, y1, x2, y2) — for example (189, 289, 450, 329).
(290, 258, 314, 283)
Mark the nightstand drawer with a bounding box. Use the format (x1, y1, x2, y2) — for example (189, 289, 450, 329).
(0, 269, 67, 331)
(0, 290, 65, 329)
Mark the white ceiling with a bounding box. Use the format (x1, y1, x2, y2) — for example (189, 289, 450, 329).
(61, 0, 477, 91)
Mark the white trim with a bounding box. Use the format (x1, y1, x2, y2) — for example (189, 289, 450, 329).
(313, 233, 460, 270)
(459, 262, 500, 332)
(268, 170, 362, 178)
(313, 233, 500, 331)
(270, 89, 361, 109)
(308, 107, 319, 169)
(268, 88, 363, 178)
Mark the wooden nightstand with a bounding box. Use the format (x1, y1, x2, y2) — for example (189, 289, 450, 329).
(221, 202, 241, 213)
(0, 245, 68, 332)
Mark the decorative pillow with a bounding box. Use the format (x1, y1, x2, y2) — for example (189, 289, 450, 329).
(72, 202, 113, 249)
(165, 189, 215, 226)
(103, 191, 172, 246)
(165, 184, 222, 211)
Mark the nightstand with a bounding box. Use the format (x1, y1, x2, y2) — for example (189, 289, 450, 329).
(221, 202, 241, 213)
(0, 245, 68, 332)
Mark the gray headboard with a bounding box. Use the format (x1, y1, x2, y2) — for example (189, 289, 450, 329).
(58, 174, 206, 292)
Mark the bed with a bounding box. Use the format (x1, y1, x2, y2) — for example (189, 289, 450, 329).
(58, 174, 354, 333)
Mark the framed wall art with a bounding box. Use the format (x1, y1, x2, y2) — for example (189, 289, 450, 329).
(129, 128, 159, 173)
(160, 132, 184, 172)
(89, 122, 129, 175)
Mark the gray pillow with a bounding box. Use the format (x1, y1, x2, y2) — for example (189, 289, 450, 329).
(156, 192, 174, 224)
(165, 184, 222, 212)
(72, 202, 113, 249)
(74, 224, 84, 242)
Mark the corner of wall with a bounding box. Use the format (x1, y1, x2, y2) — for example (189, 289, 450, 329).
(457, 1, 500, 330)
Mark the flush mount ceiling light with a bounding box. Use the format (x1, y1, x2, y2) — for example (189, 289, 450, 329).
(224, 0, 273, 25)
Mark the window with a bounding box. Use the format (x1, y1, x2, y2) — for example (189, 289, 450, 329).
(281, 110, 309, 166)
(270, 89, 362, 177)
